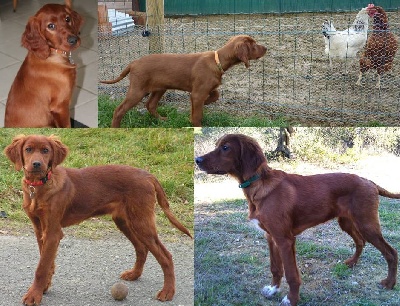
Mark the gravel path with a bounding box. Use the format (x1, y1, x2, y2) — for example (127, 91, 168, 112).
(0, 235, 193, 306)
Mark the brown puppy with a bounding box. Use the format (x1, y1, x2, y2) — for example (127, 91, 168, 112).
(100, 35, 267, 127)
(196, 133, 399, 306)
(5, 4, 83, 127)
(4, 135, 192, 306)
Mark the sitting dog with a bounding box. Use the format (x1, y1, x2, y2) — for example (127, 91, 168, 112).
(4, 4, 83, 127)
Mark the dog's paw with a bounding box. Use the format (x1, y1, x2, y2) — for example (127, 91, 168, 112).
(280, 295, 292, 306)
(261, 285, 280, 298)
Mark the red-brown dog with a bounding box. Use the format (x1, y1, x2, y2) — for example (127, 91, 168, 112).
(5, 134, 192, 306)
(196, 133, 399, 306)
(4, 4, 83, 127)
(100, 35, 267, 127)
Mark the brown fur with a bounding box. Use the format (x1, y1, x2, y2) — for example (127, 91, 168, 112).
(4, 4, 83, 127)
(100, 35, 267, 127)
(4, 135, 192, 306)
(357, 6, 398, 88)
(196, 133, 399, 306)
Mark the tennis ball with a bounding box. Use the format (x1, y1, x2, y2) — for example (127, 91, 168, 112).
(111, 282, 128, 301)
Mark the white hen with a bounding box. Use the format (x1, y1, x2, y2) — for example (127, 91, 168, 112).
(322, 7, 369, 70)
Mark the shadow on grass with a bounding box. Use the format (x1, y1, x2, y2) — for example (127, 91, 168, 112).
(195, 198, 400, 306)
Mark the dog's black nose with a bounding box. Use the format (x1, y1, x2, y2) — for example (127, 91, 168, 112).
(195, 157, 203, 165)
(67, 35, 78, 45)
(32, 161, 41, 169)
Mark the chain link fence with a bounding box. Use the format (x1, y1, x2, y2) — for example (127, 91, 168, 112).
(98, 2, 400, 125)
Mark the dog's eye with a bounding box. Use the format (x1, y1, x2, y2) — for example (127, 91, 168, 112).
(47, 23, 56, 30)
(25, 147, 32, 153)
(222, 145, 229, 151)
(65, 16, 71, 23)
(42, 148, 49, 154)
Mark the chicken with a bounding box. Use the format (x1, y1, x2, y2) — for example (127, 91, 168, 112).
(322, 7, 369, 71)
(356, 4, 398, 88)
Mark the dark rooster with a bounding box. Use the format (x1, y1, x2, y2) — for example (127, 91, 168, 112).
(356, 4, 398, 88)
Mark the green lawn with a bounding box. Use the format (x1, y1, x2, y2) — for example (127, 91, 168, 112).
(99, 95, 289, 127)
(0, 128, 194, 240)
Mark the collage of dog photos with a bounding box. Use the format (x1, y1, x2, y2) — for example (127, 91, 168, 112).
(0, 0, 399, 305)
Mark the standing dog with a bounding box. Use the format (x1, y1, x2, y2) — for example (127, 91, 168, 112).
(4, 4, 83, 127)
(100, 35, 267, 127)
(195, 133, 399, 306)
(4, 134, 192, 306)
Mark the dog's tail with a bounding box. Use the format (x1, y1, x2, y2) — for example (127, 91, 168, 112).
(376, 184, 400, 199)
(153, 177, 193, 238)
(99, 65, 131, 84)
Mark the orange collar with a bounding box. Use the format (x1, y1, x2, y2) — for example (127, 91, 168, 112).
(50, 47, 74, 64)
(214, 51, 224, 74)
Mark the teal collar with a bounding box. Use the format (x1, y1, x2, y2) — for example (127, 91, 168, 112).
(239, 174, 260, 188)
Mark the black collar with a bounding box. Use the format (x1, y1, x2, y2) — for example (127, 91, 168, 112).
(239, 174, 261, 188)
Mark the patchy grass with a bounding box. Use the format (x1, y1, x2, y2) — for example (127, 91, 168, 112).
(195, 196, 400, 306)
(0, 129, 194, 242)
(99, 95, 289, 127)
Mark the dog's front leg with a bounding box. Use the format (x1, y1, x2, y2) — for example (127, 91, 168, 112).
(275, 237, 301, 306)
(204, 89, 219, 105)
(52, 103, 71, 128)
(22, 228, 63, 306)
(190, 92, 208, 127)
(262, 234, 284, 298)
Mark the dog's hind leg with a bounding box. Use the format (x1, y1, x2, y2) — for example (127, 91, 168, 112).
(145, 90, 167, 120)
(355, 218, 398, 289)
(338, 217, 365, 267)
(111, 86, 146, 127)
(113, 215, 149, 281)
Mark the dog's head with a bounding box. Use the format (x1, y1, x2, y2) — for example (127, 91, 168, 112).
(4, 134, 68, 180)
(21, 4, 83, 59)
(195, 134, 266, 180)
(229, 35, 267, 68)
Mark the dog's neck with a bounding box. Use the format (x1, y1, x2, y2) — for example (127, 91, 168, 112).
(214, 51, 225, 74)
(24, 170, 52, 201)
(50, 47, 74, 65)
(24, 170, 52, 187)
(239, 174, 261, 188)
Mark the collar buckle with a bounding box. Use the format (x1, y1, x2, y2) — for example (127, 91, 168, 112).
(239, 174, 261, 188)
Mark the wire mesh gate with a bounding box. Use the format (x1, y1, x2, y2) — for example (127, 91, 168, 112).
(98, 3, 400, 125)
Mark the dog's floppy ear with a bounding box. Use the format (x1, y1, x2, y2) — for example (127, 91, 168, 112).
(239, 136, 265, 179)
(67, 6, 84, 33)
(235, 41, 250, 68)
(4, 135, 27, 171)
(21, 17, 50, 59)
(48, 135, 69, 168)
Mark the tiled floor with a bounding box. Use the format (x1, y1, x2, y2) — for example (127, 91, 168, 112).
(0, 0, 98, 127)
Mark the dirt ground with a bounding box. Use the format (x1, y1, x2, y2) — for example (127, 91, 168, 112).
(0, 235, 193, 306)
(98, 10, 400, 125)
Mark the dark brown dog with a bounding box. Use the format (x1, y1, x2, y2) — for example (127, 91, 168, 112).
(4, 4, 83, 127)
(4, 135, 192, 306)
(100, 35, 267, 127)
(195, 133, 399, 306)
